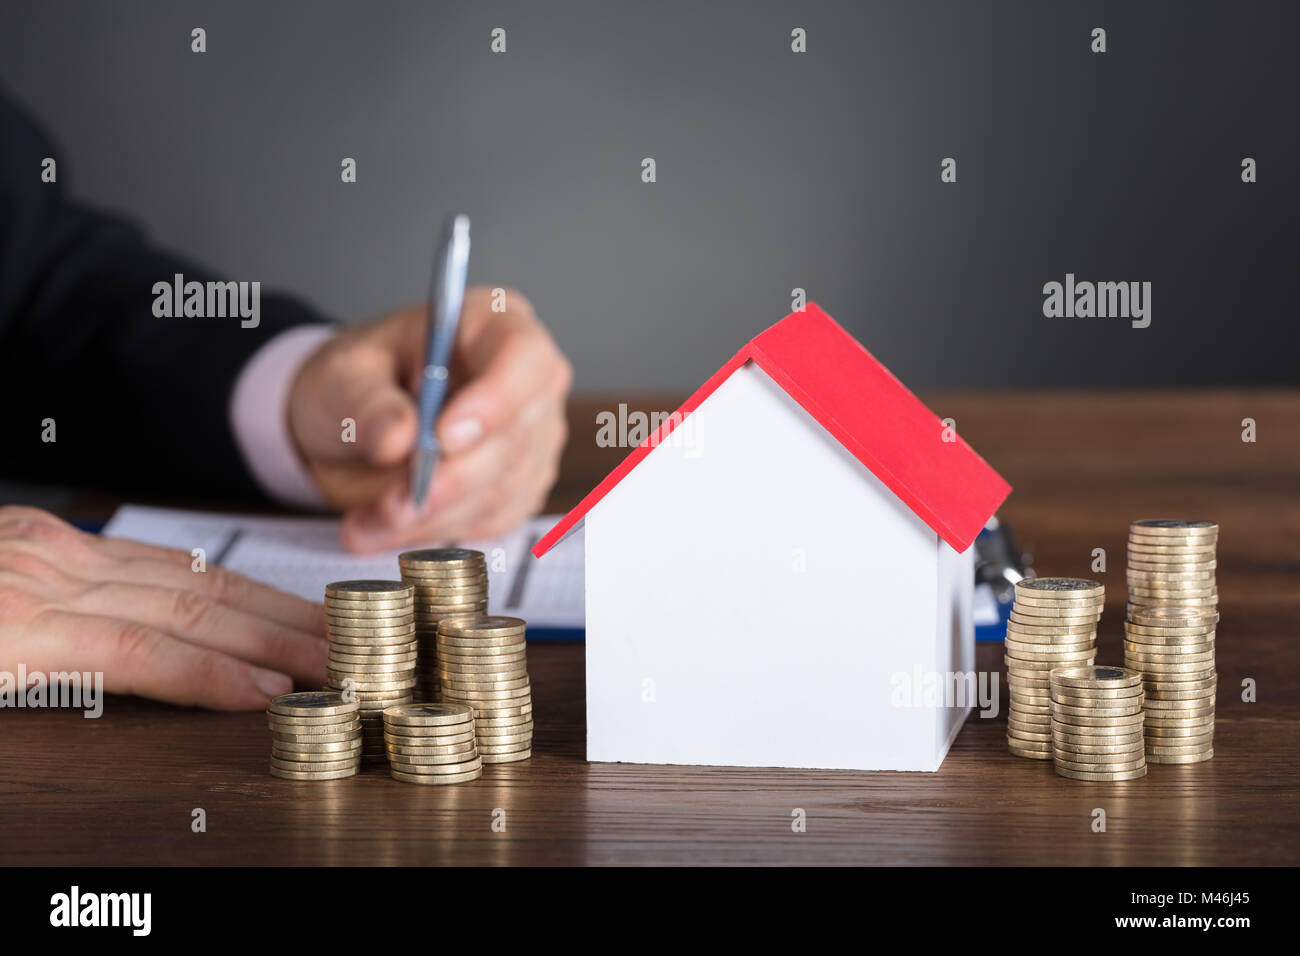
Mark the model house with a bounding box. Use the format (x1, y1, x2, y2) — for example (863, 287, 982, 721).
(533, 304, 1011, 771)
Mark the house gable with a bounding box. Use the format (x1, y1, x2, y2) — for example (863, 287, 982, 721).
(534, 304, 1011, 559)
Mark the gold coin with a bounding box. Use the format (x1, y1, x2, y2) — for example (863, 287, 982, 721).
(476, 739, 534, 753)
(1007, 729, 1053, 745)
(383, 702, 475, 725)
(325, 640, 422, 656)
(436, 615, 527, 635)
(1012, 596, 1105, 612)
(390, 766, 484, 784)
(1142, 718, 1216, 734)
(1051, 703, 1144, 721)
(1054, 756, 1146, 774)
(1144, 685, 1217, 702)
(1127, 606, 1220, 626)
(397, 548, 485, 566)
(1143, 708, 1215, 723)
(415, 603, 489, 616)
(443, 691, 533, 706)
(328, 659, 417, 673)
(480, 750, 532, 764)
(329, 648, 419, 661)
(1145, 740, 1214, 755)
(335, 677, 416, 691)
(327, 632, 417, 648)
(1049, 665, 1143, 690)
(1051, 692, 1143, 709)
(1051, 713, 1143, 730)
(272, 727, 361, 743)
(271, 736, 363, 752)
(436, 634, 527, 648)
(326, 579, 412, 596)
(390, 749, 486, 766)
(1128, 647, 1217, 664)
(1123, 635, 1215, 652)
(1143, 694, 1214, 709)
(1129, 664, 1216, 680)
(473, 705, 534, 721)
(1053, 741, 1144, 757)
(324, 597, 414, 611)
(1004, 647, 1097, 664)
(382, 738, 480, 749)
(1052, 726, 1144, 743)
(385, 740, 477, 757)
(267, 692, 357, 718)
(437, 653, 528, 668)
(326, 623, 417, 638)
(1007, 657, 1096, 673)
(1009, 608, 1101, 624)
(270, 766, 359, 780)
(270, 756, 360, 773)
(1054, 764, 1148, 781)
(266, 712, 362, 728)
(1146, 749, 1213, 764)
(1015, 577, 1105, 598)
(1008, 742, 1052, 760)
(1007, 719, 1052, 738)
(388, 756, 484, 775)
(1005, 619, 1097, 634)
(1129, 520, 1218, 538)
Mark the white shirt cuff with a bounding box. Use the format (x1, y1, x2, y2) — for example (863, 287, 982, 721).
(228, 324, 337, 509)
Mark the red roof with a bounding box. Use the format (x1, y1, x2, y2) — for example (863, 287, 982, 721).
(532, 304, 1011, 557)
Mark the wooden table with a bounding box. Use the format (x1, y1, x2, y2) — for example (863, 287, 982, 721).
(2, 390, 1297, 865)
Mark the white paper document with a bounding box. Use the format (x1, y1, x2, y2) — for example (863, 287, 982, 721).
(103, 505, 585, 632)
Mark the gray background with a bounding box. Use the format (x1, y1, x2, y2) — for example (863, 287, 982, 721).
(1, 0, 1296, 392)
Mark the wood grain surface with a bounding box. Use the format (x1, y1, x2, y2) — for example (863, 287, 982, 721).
(2, 390, 1297, 865)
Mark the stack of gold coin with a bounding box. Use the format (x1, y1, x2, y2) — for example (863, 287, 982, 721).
(324, 580, 417, 763)
(1049, 665, 1147, 781)
(436, 615, 532, 763)
(1124, 605, 1217, 764)
(267, 691, 361, 780)
(1126, 520, 1218, 610)
(1005, 578, 1104, 759)
(382, 702, 483, 784)
(398, 549, 489, 702)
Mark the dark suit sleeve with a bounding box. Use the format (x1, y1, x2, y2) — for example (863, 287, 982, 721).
(0, 89, 335, 501)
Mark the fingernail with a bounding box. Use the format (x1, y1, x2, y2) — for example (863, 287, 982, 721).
(441, 416, 483, 453)
(251, 666, 292, 700)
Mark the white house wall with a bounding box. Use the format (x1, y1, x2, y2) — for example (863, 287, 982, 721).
(935, 537, 976, 761)
(584, 360, 947, 771)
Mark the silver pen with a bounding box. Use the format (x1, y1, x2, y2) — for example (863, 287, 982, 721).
(411, 214, 471, 508)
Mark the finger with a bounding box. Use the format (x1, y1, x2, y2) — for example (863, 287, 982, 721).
(68, 581, 327, 687)
(93, 557, 327, 635)
(394, 391, 557, 525)
(437, 328, 564, 455)
(94, 535, 199, 567)
(325, 374, 418, 467)
(340, 410, 561, 552)
(32, 609, 292, 710)
(299, 345, 419, 467)
(340, 424, 520, 551)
